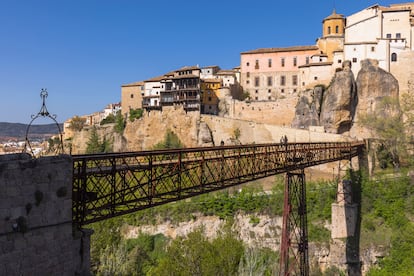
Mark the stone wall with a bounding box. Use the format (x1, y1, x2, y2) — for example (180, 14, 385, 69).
(221, 97, 298, 126)
(0, 154, 91, 276)
(201, 114, 350, 146)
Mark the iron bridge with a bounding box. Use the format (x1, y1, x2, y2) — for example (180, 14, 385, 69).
(72, 141, 364, 226)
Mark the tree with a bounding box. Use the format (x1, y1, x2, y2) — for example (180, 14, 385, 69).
(86, 127, 112, 154)
(68, 116, 86, 131)
(152, 129, 184, 150)
(114, 111, 125, 134)
(100, 113, 116, 125)
(358, 96, 404, 168)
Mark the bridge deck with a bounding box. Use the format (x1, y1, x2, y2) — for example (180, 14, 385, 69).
(72, 141, 365, 225)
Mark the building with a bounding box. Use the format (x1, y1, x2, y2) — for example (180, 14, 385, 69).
(240, 9, 347, 97)
(142, 76, 164, 110)
(168, 66, 202, 111)
(201, 78, 221, 115)
(240, 46, 319, 101)
(121, 81, 144, 116)
(344, 3, 414, 75)
(344, 2, 414, 95)
(299, 10, 346, 89)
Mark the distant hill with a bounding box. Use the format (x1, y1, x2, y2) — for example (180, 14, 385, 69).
(0, 122, 63, 141)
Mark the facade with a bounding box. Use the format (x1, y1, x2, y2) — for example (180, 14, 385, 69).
(120, 81, 144, 116)
(201, 79, 221, 115)
(240, 10, 346, 95)
(142, 76, 164, 110)
(200, 65, 221, 79)
(344, 3, 414, 76)
(169, 66, 201, 111)
(240, 46, 319, 101)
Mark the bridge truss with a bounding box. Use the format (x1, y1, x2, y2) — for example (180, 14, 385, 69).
(72, 141, 364, 275)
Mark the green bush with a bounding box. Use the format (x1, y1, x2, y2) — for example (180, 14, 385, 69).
(129, 108, 144, 122)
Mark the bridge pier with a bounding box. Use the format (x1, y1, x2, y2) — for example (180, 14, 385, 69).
(0, 154, 91, 276)
(329, 178, 361, 275)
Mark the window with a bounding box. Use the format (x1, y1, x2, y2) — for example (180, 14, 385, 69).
(246, 62, 250, 66)
(254, 77, 259, 87)
(130, 94, 134, 98)
(328, 26, 331, 34)
(247, 72, 250, 78)
(306, 56, 309, 64)
(292, 75, 298, 86)
(255, 90, 258, 94)
(386, 33, 391, 39)
(268, 59, 272, 67)
(391, 53, 397, 62)
(314, 76, 318, 80)
(352, 57, 357, 63)
(267, 76, 272, 86)
(268, 89, 271, 93)
(280, 76, 286, 86)
(255, 59, 259, 69)
(338, 59, 342, 64)
(371, 46, 375, 52)
(268, 96, 271, 100)
(293, 89, 297, 93)
(255, 97, 258, 100)
(396, 33, 401, 39)
(281, 89, 285, 93)
(293, 57, 297, 67)
(335, 25, 339, 33)
(246, 80, 250, 84)
(208, 97, 212, 101)
(281, 58, 285, 67)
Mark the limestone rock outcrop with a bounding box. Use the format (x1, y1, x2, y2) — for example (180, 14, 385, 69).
(320, 61, 357, 134)
(350, 59, 399, 138)
(292, 61, 357, 134)
(291, 86, 323, 129)
(292, 59, 401, 136)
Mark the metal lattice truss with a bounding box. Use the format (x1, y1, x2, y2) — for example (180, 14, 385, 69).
(72, 142, 364, 225)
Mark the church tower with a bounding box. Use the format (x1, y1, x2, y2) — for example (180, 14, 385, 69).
(317, 9, 345, 62)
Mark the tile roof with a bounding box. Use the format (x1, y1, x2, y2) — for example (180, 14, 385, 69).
(122, 81, 144, 87)
(241, 45, 318, 54)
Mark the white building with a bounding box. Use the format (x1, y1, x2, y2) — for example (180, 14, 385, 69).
(344, 3, 414, 76)
(142, 76, 164, 109)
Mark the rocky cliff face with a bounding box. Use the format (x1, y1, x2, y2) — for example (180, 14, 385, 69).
(293, 59, 400, 136)
(350, 59, 400, 138)
(291, 87, 323, 129)
(320, 61, 357, 134)
(122, 213, 383, 274)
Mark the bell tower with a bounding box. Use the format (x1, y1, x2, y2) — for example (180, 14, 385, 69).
(317, 9, 345, 62)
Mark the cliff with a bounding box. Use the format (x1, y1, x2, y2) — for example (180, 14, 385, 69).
(292, 59, 400, 136)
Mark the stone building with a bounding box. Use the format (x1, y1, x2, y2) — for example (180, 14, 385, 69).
(120, 81, 144, 116)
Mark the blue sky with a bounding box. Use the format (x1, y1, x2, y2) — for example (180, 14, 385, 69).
(0, 0, 404, 123)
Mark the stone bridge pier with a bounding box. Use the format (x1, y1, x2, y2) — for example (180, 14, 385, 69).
(0, 154, 91, 276)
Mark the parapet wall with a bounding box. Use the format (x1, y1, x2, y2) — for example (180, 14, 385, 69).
(0, 154, 90, 276)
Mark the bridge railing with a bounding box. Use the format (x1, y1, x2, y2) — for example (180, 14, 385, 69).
(72, 141, 365, 225)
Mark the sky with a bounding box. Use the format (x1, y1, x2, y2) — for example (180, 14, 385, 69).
(0, 0, 406, 123)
